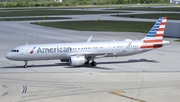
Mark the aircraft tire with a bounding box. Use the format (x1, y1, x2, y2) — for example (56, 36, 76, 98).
(90, 61, 97, 67)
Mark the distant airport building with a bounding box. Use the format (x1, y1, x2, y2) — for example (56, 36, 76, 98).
(165, 22, 180, 38)
(54, 0, 62, 2)
(170, 0, 180, 4)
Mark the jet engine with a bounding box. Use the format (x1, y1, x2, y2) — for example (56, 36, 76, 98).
(69, 56, 87, 66)
(60, 59, 69, 62)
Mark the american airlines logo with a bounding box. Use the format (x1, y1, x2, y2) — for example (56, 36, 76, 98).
(30, 46, 36, 54)
(37, 47, 72, 53)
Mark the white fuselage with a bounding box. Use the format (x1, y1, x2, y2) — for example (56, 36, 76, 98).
(6, 40, 149, 61)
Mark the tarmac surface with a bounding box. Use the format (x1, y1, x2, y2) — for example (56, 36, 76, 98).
(0, 6, 180, 102)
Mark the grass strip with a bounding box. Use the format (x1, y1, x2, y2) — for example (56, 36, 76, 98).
(32, 20, 155, 33)
(174, 39, 180, 42)
(0, 17, 71, 21)
(112, 13, 180, 20)
(109, 7, 180, 11)
(0, 9, 125, 17)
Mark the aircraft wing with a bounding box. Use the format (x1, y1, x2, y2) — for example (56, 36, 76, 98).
(66, 52, 110, 59)
(66, 41, 132, 58)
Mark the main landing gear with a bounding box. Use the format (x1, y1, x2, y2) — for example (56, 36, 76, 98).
(85, 60, 97, 67)
(90, 61, 97, 67)
(24, 61, 28, 68)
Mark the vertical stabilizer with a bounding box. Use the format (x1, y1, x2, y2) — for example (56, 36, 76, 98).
(141, 17, 168, 49)
(143, 17, 167, 40)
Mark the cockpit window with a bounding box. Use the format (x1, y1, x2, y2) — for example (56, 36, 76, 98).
(11, 50, 19, 52)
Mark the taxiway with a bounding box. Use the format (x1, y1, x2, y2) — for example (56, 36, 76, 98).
(0, 7, 180, 102)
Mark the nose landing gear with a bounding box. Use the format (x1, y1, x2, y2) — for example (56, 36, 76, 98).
(24, 61, 28, 68)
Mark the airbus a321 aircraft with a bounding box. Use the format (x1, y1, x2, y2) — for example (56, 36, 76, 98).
(6, 17, 170, 68)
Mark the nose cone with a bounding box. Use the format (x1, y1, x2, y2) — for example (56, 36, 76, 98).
(6, 52, 13, 60)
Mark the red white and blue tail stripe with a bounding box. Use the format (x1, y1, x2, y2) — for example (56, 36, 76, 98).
(143, 17, 167, 40)
(141, 17, 167, 49)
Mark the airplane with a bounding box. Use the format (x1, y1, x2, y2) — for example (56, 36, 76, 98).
(6, 17, 170, 68)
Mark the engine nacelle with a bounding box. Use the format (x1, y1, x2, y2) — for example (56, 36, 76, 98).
(69, 56, 87, 66)
(60, 59, 69, 62)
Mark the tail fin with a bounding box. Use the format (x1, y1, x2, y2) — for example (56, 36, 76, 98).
(143, 17, 167, 40)
(140, 17, 169, 49)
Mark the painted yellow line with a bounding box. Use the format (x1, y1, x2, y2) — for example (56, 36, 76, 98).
(109, 90, 146, 102)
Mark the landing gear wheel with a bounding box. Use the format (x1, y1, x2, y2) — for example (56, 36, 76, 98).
(24, 61, 28, 68)
(90, 61, 97, 67)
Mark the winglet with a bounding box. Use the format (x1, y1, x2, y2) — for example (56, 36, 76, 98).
(87, 35, 93, 42)
(122, 41, 132, 52)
